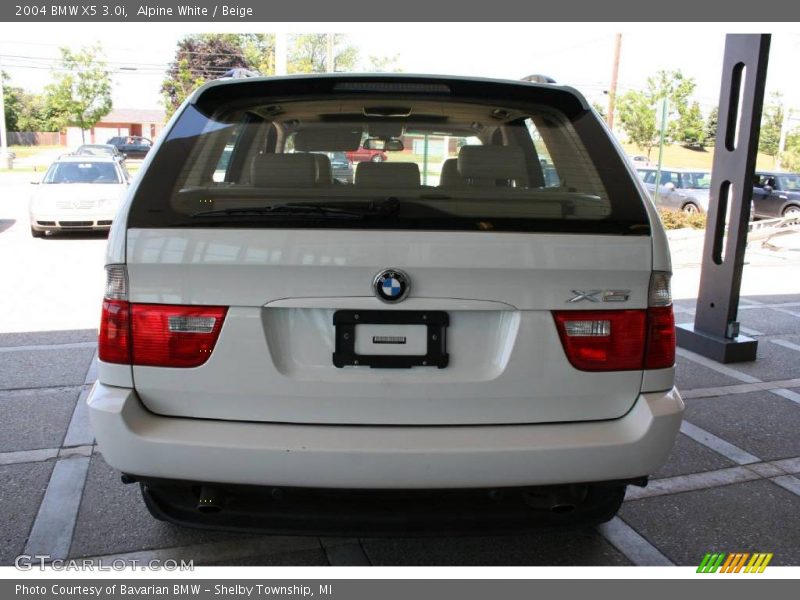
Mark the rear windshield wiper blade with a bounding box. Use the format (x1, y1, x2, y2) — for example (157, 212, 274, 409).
(191, 203, 366, 220)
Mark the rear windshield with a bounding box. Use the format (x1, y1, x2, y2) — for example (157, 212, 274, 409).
(44, 161, 120, 184)
(128, 78, 649, 235)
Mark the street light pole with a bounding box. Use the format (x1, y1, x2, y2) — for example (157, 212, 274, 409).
(607, 33, 622, 131)
(0, 59, 9, 156)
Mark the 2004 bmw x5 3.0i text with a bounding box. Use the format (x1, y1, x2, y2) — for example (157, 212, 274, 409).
(87, 74, 684, 535)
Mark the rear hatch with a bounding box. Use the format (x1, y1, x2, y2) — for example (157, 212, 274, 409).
(117, 75, 656, 426)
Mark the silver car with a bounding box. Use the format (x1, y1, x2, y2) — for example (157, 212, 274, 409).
(636, 167, 710, 214)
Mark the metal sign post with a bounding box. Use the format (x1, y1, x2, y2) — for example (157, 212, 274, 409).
(676, 34, 770, 363)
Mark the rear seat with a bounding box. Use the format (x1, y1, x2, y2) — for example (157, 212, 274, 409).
(311, 154, 333, 185)
(250, 153, 318, 187)
(355, 162, 420, 188)
(456, 145, 529, 188)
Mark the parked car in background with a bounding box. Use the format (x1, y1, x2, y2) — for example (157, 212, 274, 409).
(346, 146, 387, 163)
(327, 151, 354, 183)
(636, 167, 710, 213)
(74, 144, 125, 160)
(29, 156, 130, 237)
(752, 172, 800, 219)
(630, 155, 650, 166)
(106, 136, 153, 159)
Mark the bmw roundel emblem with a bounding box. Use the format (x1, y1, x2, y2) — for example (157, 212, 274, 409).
(373, 268, 410, 303)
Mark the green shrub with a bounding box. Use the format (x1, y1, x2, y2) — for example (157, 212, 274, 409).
(657, 208, 707, 230)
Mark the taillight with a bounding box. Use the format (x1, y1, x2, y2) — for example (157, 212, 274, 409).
(131, 304, 227, 368)
(99, 298, 131, 364)
(644, 305, 675, 369)
(99, 265, 131, 364)
(644, 271, 675, 369)
(553, 310, 646, 371)
(552, 272, 675, 372)
(98, 265, 227, 368)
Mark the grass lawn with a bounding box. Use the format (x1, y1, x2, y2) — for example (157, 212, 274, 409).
(621, 143, 779, 171)
(7, 145, 63, 159)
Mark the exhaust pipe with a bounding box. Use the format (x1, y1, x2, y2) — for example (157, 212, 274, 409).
(197, 486, 222, 513)
(523, 485, 587, 512)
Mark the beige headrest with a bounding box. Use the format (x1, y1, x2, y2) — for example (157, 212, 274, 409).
(250, 153, 318, 187)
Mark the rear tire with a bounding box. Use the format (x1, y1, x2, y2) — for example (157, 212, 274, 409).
(782, 205, 800, 221)
(30, 226, 45, 238)
(371, 154, 384, 162)
(682, 202, 700, 214)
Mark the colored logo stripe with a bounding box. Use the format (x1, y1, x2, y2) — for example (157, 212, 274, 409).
(697, 552, 773, 573)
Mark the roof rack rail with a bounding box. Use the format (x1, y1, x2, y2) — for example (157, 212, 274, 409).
(520, 74, 557, 84)
(218, 68, 261, 80)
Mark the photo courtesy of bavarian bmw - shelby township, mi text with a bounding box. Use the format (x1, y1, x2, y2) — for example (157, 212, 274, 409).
(0, 0, 799, 594)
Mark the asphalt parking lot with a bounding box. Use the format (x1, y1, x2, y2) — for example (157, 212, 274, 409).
(2, 170, 800, 567)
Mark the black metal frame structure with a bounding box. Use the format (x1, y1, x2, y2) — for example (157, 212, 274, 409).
(676, 34, 771, 363)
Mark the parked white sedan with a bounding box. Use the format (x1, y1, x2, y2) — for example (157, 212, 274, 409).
(29, 155, 130, 238)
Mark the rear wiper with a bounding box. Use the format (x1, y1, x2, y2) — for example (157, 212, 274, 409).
(191, 199, 403, 220)
(191, 202, 366, 220)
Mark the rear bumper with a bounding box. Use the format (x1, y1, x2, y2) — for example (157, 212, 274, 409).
(88, 383, 683, 489)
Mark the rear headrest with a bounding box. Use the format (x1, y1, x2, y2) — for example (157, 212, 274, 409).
(439, 158, 467, 188)
(355, 162, 420, 187)
(312, 154, 332, 185)
(250, 153, 318, 187)
(457, 145, 528, 183)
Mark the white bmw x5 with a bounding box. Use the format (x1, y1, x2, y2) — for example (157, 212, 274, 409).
(87, 74, 683, 534)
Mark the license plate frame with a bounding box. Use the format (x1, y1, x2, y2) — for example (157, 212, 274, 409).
(333, 310, 449, 369)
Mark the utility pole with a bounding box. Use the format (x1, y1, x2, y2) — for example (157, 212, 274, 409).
(0, 56, 12, 168)
(275, 33, 288, 76)
(326, 33, 334, 73)
(607, 33, 622, 131)
(776, 104, 791, 170)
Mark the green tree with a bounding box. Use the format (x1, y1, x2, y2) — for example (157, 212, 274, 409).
(161, 35, 250, 116)
(675, 101, 706, 148)
(44, 45, 112, 142)
(646, 70, 698, 144)
(617, 90, 658, 159)
(2, 71, 23, 131)
(759, 92, 784, 160)
(287, 34, 358, 74)
(780, 127, 800, 171)
(591, 101, 608, 122)
(365, 53, 402, 72)
(705, 106, 718, 146)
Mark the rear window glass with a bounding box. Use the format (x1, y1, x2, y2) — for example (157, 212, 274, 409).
(44, 161, 120, 184)
(128, 80, 649, 235)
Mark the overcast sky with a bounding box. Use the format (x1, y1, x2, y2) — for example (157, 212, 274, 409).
(2, 23, 799, 116)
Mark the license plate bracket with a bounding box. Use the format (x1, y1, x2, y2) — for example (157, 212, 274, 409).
(333, 310, 449, 369)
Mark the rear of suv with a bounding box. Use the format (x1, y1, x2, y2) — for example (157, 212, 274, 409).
(88, 74, 683, 535)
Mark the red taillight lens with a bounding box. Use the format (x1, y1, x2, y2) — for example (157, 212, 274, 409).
(644, 305, 675, 369)
(98, 299, 131, 364)
(553, 306, 675, 372)
(131, 304, 227, 368)
(553, 310, 647, 371)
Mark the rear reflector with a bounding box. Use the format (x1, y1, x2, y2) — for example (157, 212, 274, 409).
(131, 304, 227, 368)
(553, 310, 646, 371)
(98, 299, 131, 364)
(644, 306, 676, 369)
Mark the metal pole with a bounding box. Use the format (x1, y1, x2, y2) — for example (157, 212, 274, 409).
(776, 105, 790, 170)
(607, 33, 622, 131)
(326, 34, 334, 73)
(422, 134, 429, 186)
(0, 59, 10, 157)
(676, 34, 770, 363)
(653, 97, 669, 204)
(275, 33, 288, 76)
